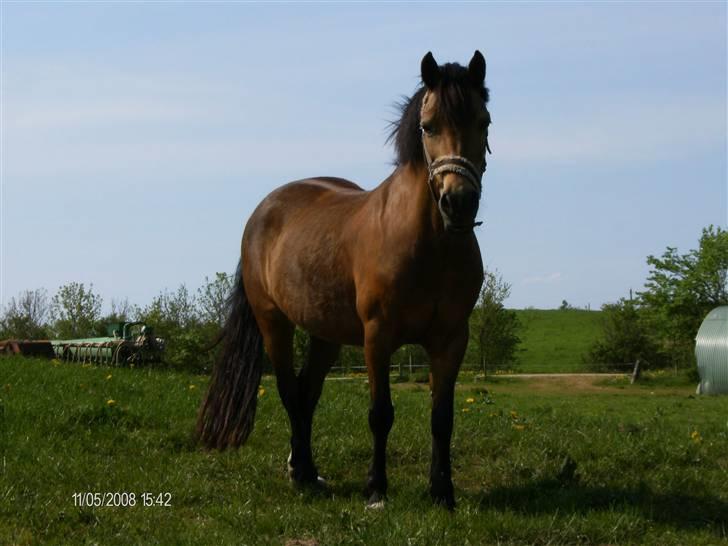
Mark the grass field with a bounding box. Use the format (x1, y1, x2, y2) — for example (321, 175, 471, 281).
(2, 356, 727, 545)
(513, 309, 604, 373)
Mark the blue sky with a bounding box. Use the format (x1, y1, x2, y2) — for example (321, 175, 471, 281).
(1, 2, 726, 311)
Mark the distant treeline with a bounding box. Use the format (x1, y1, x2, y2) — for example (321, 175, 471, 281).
(3, 226, 723, 374)
(0, 271, 521, 374)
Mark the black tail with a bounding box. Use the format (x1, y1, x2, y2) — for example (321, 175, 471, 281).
(196, 264, 263, 449)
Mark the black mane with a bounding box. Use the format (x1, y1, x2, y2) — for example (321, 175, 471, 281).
(387, 62, 489, 167)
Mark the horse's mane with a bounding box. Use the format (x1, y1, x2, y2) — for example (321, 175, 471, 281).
(387, 62, 489, 167)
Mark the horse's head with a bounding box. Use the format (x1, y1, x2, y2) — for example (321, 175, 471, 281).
(419, 51, 490, 233)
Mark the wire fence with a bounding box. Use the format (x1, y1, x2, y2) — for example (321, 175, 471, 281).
(328, 360, 639, 375)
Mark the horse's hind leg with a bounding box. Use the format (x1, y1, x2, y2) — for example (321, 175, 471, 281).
(363, 325, 394, 507)
(295, 336, 340, 480)
(257, 313, 317, 483)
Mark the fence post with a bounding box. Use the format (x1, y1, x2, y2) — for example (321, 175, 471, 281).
(630, 359, 641, 384)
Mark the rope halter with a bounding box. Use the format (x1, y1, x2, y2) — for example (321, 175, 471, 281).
(421, 126, 487, 229)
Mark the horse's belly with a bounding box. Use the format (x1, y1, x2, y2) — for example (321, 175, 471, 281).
(274, 262, 364, 346)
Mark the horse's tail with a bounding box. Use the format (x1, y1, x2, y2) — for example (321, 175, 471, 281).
(196, 263, 264, 449)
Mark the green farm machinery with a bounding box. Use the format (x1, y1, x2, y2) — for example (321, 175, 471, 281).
(1, 322, 165, 366)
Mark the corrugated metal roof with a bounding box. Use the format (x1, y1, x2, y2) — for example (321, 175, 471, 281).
(695, 306, 728, 395)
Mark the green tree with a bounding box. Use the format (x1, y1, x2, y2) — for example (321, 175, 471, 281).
(639, 225, 728, 367)
(50, 282, 103, 338)
(469, 270, 521, 373)
(0, 288, 51, 339)
(197, 273, 234, 328)
(138, 284, 211, 371)
(584, 298, 664, 371)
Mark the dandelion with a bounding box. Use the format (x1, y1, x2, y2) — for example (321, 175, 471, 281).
(106, 374, 112, 380)
(107, 399, 116, 406)
(188, 384, 197, 390)
(512, 424, 526, 431)
(258, 387, 266, 397)
(466, 397, 475, 403)
(510, 410, 518, 419)
(691, 430, 702, 444)
(462, 408, 470, 413)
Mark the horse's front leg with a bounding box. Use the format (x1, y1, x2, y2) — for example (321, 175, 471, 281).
(363, 322, 394, 507)
(426, 325, 468, 510)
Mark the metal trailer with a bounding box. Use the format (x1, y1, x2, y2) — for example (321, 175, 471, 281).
(695, 306, 728, 394)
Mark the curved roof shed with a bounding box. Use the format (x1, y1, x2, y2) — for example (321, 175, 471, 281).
(695, 306, 728, 395)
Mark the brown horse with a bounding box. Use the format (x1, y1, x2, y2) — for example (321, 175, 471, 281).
(197, 51, 491, 509)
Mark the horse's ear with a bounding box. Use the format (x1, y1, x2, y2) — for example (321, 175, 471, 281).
(468, 50, 486, 86)
(421, 51, 441, 89)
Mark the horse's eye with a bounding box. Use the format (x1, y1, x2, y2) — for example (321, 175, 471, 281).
(420, 123, 434, 136)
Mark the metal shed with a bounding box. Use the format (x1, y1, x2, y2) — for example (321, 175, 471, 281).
(695, 306, 728, 394)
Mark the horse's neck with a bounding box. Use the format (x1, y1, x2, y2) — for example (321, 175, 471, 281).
(379, 163, 444, 242)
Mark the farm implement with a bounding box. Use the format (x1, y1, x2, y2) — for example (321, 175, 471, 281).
(0, 322, 165, 366)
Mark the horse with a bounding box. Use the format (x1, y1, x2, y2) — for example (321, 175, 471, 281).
(196, 51, 491, 509)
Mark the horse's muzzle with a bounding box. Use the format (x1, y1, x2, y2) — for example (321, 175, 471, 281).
(439, 188, 480, 233)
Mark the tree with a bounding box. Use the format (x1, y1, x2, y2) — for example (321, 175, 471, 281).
(639, 225, 728, 367)
(143, 284, 198, 329)
(584, 298, 664, 371)
(197, 273, 234, 328)
(50, 282, 103, 338)
(470, 270, 521, 373)
(0, 288, 51, 339)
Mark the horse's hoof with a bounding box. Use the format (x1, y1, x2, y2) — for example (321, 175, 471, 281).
(432, 494, 456, 511)
(366, 492, 386, 510)
(287, 452, 325, 486)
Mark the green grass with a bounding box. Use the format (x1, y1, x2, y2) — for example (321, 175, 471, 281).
(514, 309, 604, 373)
(2, 356, 727, 545)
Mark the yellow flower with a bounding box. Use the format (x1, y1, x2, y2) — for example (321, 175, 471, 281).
(512, 424, 525, 431)
(188, 384, 197, 390)
(462, 408, 470, 413)
(258, 387, 266, 397)
(510, 411, 518, 419)
(466, 397, 475, 403)
(106, 374, 112, 380)
(691, 430, 702, 444)
(107, 399, 116, 406)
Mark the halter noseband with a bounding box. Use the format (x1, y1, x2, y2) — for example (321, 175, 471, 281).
(421, 127, 487, 229)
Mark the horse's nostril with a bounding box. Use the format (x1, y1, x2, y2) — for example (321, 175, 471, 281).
(439, 193, 454, 215)
(440, 190, 478, 219)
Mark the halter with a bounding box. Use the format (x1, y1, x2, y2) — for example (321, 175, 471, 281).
(421, 127, 488, 229)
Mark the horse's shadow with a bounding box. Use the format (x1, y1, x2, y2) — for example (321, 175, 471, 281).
(305, 477, 727, 534)
(464, 478, 728, 533)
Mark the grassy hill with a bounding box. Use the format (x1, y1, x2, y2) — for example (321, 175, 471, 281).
(512, 309, 604, 373)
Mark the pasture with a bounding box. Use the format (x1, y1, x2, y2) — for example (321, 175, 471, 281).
(2, 356, 727, 545)
(514, 309, 604, 373)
